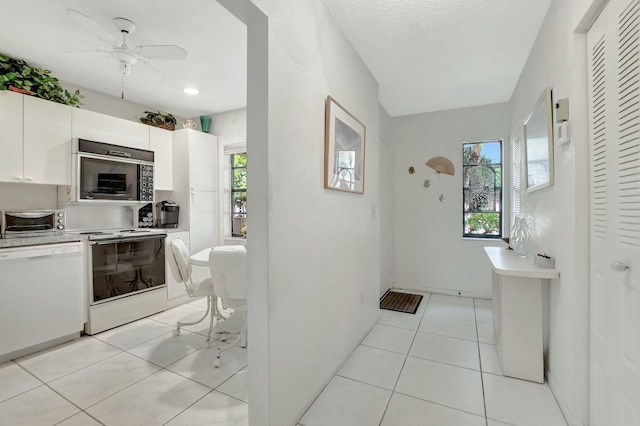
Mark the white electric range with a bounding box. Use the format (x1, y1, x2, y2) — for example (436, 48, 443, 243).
(67, 228, 169, 334)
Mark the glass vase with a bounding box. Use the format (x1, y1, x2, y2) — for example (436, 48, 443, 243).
(200, 115, 212, 133)
(510, 216, 531, 257)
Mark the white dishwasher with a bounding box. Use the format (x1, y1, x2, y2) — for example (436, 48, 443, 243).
(0, 242, 84, 362)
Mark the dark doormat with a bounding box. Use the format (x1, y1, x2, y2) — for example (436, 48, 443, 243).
(380, 291, 423, 314)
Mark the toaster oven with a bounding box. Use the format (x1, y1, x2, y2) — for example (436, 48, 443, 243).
(1, 210, 66, 239)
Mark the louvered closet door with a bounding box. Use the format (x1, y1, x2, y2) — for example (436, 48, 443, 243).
(587, 0, 640, 424)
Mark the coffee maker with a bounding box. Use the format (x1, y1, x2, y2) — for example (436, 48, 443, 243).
(156, 200, 180, 228)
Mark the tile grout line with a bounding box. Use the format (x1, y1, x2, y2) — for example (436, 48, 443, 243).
(474, 299, 490, 426)
(378, 293, 431, 425)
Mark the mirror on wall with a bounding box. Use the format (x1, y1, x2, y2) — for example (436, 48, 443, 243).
(524, 87, 554, 192)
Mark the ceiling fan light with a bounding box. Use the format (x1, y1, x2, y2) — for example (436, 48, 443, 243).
(184, 87, 199, 95)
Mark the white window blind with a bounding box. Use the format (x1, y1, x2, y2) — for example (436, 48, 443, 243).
(510, 135, 522, 233)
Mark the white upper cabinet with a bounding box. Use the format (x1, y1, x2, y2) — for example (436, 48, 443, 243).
(72, 108, 149, 150)
(186, 130, 218, 191)
(0, 91, 25, 182)
(23, 95, 72, 185)
(149, 126, 173, 191)
(0, 91, 71, 185)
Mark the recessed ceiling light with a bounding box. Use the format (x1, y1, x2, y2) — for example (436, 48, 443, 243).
(184, 87, 199, 95)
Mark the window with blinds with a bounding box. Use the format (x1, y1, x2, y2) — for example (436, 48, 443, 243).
(510, 135, 522, 234)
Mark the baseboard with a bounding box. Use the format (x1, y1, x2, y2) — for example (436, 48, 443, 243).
(392, 285, 492, 300)
(291, 317, 378, 426)
(547, 370, 586, 426)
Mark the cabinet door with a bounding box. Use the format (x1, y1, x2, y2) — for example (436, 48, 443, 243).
(149, 126, 173, 190)
(72, 108, 149, 150)
(189, 190, 219, 254)
(0, 91, 24, 182)
(188, 130, 218, 191)
(166, 231, 190, 301)
(23, 96, 72, 185)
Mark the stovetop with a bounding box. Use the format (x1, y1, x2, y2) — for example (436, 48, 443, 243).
(67, 228, 167, 241)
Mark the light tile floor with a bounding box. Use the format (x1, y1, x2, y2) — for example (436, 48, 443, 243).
(299, 292, 568, 426)
(1, 292, 569, 426)
(0, 299, 248, 426)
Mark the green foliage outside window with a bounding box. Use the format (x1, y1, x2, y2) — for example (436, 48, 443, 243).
(463, 141, 502, 238)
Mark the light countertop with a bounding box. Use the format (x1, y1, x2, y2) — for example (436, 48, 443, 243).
(0, 234, 84, 249)
(484, 246, 560, 279)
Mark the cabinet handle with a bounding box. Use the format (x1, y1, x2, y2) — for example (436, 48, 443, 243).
(611, 261, 630, 272)
(24, 176, 33, 182)
(14, 176, 22, 181)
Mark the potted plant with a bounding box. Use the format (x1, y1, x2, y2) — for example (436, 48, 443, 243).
(0, 53, 83, 107)
(140, 110, 177, 130)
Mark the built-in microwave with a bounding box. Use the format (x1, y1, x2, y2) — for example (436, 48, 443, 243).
(61, 139, 154, 204)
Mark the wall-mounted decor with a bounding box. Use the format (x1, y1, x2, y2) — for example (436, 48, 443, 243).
(408, 166, 415, 174)
(324, 96, 366, 193)
(524, 87, 554, 192)
(426, 156, 455, 176)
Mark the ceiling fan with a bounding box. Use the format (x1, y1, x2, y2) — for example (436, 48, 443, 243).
(66, 9, 187, 96)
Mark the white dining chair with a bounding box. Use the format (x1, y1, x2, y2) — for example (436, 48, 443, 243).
(209, 245, 247, 368)
(168, 238, 219, 348)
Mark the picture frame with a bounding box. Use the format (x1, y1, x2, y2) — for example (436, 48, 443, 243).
(524, 87, 554, 192)
(324, 96, 366, 193)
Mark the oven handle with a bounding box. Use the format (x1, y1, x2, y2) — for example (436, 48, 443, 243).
(90, 234, 167, 244)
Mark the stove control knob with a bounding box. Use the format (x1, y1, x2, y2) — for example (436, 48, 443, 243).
(57, 225, 64, 230)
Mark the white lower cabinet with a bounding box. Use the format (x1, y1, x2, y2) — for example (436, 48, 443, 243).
(165, 231, 192, 308)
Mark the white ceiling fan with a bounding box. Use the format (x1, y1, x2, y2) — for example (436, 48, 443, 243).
(66, 9, 187, 96)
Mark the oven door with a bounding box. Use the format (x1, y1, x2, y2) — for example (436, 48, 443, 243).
(90, 235, 166, 304)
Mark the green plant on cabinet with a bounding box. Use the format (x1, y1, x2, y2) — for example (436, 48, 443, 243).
(0, 53, 82, 106)
(140, 110, 177, 130)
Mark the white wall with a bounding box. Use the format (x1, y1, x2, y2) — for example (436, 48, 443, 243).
(0, 182, 57, 210)
(391, 103, 510, 297)
(379, 104, 393, 296)
(230, 0, 381, 424)
(63, 81, 187, 123)
(211, 108, 247, 144)
(507, 0, 598, 423)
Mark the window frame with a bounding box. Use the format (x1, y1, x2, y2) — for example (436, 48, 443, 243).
(462, 139, 503, 239)
(230, 152, 247, 238)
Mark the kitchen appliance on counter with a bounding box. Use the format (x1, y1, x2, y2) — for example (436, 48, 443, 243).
(138, 203, 154, 228)
(66, 228, 168, 334)
(1, 210, 65, 239)
(59, 139, 154, 205)
(156, 200, 179, 228)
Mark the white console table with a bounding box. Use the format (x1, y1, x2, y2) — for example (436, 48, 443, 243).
(484, 247, 559, 383)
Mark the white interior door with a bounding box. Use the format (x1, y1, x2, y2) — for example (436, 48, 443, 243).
(587, 0, 640, 424)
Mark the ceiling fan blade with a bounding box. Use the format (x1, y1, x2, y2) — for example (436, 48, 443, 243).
(66, 9, 115, 44)
(136, 45, 187, 60)
(137, 58, 165, 82)
(65, 49, 111, 58)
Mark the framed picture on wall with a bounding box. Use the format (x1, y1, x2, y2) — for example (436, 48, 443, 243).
(324, 96, 366, 193)
(524, 87, 554, 192)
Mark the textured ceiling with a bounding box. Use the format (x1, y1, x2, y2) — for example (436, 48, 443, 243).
(320, 0, 553, 117)
(0, 0, 246, 117)
(0, 1, 552, 119)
